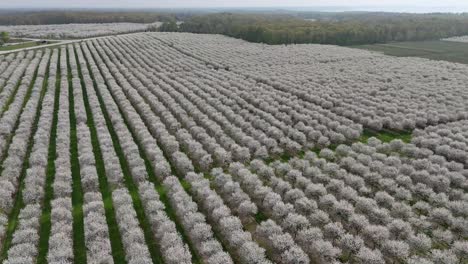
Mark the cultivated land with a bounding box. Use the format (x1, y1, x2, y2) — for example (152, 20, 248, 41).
(354, 40, 468, 65)
(0, 41, 60, 52)
(0, 32, 466, 264)
(0, 22, 162, 39)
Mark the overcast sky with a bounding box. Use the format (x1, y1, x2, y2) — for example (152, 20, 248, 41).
(2, 0, 468, 11)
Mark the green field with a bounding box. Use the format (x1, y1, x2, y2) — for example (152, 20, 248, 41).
(354, 40, 468, 64)
(6, 38, 32, 44)
(0, 41, 59, 52)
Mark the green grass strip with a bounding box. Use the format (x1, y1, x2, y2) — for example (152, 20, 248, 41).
(360, 128, 412, 144)
(76, 44, 163, 264)
(67, 48, 87, 264)
(0, 50, 50, 263)
(36, 50, 61, 264)
(264, 128, 413, 164)
(0, 41, 44, 52)
(254, 212, 269, 224)
(70, 46, 127, 264)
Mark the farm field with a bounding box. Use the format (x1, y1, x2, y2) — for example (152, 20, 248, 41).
(0, 22, 162, 39)
(0, 32, 466, 264)
(4, 38, 33, 44)
(0, 41, 60, 52)
(354, 40, 468, 65)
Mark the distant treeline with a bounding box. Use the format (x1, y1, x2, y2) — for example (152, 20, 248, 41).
(3, 9, 468, 46)
(0, 10, 191, 25)
(171, 12, 468, 45)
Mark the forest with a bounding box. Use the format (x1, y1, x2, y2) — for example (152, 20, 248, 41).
(175, 12, 468, 45)
(0, 10, 190, 25)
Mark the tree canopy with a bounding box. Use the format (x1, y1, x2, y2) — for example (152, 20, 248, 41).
(177, 12, 468, 45)
(0, 31, 9, 46)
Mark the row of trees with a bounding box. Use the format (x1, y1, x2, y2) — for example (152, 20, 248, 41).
(166, 13, 468, 45)
(93, 36, 245, 167)
(153, 32, 468, 133)
(0, 50, 44, 252)
(48, 47, 74, 263)
(228, 162, 342, 263)
(3, 28, 467, 263)
(329, 140, 466, 261)
(73, 29, 468, 264)
(85, 33, 272, 263)
(164, 176, 233, 263)
(84, 38, 258, 261)
(2, 32, 461, 263)
(250, 139, 467, 263)
(83, 38, 174, 182)
(87, 33, 328, 263)
(185, 172, 273, 263)
(84, 38, 247, 262)
(413, 121, 468, 165)
(69, 44, 115, 263)
(102, 33, 365, 163)
(2, 49, 56, 263)
(0, 32, 9, 46)
(80, 40, 194, 264)
(77, 30, 468, 260)
(0, 51, 37, 161)
(74, 41, 157, 263)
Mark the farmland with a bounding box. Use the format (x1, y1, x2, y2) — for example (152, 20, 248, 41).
(0, 41, 60, 52)
(0, 23, 162, 39)
(354, 40, 468, 65)
(0, 32, 467, 264)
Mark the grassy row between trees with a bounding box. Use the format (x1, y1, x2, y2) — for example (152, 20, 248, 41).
(36, 49, 61, 264)
(72, 46, 127, 264)
(68, 47, 88, 264)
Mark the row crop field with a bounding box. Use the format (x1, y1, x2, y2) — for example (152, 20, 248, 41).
(0, 32, 466, 264)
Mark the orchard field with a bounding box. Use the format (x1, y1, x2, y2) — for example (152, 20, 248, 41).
(0, 23, 162, 39)
(0, 32, 467, 264)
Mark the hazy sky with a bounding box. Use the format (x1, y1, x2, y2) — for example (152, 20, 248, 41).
(2, 0, 468, 10)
